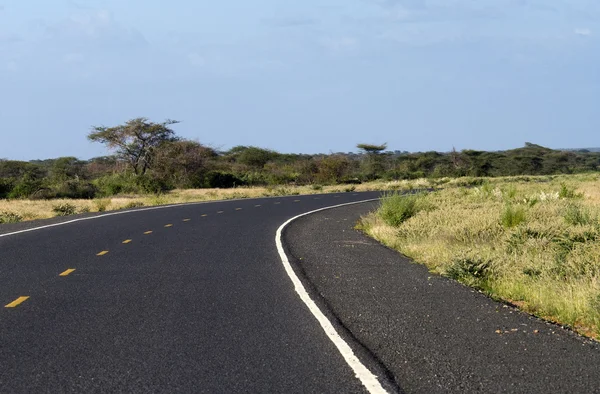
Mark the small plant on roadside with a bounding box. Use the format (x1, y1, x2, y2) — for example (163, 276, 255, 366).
(344, 185, 356, 193)
(52, 203, 77, 217)
(378, 192, 422, 227)
(501, 204, 526, 228)
(0, 211, 23, 224)
(79, 206, 91, 214)
(94, 199, 111, 212)
(122, 201, 145, 209)
(445, 256, 493, 287)
(311, 184, 323, 191)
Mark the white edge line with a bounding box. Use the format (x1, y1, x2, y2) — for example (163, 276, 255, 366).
(275, 198, 388, 394)
(0, 192, 372, 239)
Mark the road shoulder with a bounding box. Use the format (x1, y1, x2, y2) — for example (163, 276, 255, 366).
(283, 201, 600, 393)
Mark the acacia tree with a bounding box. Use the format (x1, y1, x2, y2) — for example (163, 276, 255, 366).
(88, 118, 180, 175)
(357, 143, 388, 179)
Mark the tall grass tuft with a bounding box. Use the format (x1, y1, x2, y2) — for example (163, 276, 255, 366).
(564, 204, 593, 226)
(501, 204, 526, 228)
(378, 192, 422, 227)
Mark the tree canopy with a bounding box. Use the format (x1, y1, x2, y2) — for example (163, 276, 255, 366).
(88, 118, 180, 175)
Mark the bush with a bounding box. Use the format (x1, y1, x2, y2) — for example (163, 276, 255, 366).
(501, 204, 526, 228)
(378, 193, 422, 227)
(122, 201, 145, 209)
(445, 257, 492, 285)
(8, 177, 42, 199)
(0, 179, 13, 199)
(94, 199, 111, 212)
(0, 211, 23, 224)
(311, 184, 323, 191)
(204, 171, 245, 188)
(52, 203, 77, 217)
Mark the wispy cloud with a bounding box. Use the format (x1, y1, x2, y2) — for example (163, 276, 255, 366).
(575, 28, 592, 36)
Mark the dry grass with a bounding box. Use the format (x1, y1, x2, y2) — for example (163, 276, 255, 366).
(359, 174, 600, 340)
(0, 180, 431, 223)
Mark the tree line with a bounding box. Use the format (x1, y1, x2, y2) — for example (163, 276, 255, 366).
(1, 118, 599, 200)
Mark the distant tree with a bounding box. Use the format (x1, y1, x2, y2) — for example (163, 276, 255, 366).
(357, 143, 388, 180)
(88, 118, 180, 175)
(226, 146, 279, 168)
(152, 140, 217, 188)
(357, 143, 387, 155)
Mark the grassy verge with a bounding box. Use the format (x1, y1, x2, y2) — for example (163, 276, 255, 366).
(359, 173, 600, 340)
(0, 178, 448, 223)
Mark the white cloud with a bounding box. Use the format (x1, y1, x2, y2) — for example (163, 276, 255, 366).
(574, 28, 592, 36)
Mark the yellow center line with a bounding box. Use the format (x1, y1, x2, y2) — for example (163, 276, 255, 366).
(217, 211, 224, 214)
(5, 296, 29, 308)
(97, 251, 109, 256)
(201, 214, 208, 217)
(235, 208, 242, 211)
(255, 205, 261, 207)
(144, 231, 153, 235)
(122, 239, 132, 244)
(165, 224, 173, 228)
(183, 219, 191, 222)
(59, 269, 76, 277)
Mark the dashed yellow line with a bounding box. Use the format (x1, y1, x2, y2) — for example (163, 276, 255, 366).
(201, 214, 208, 217)
(294, 200, 301, 203)
(144, 231, 153, 235)
(122, 239, 132, 244)
(255, 205, 261, 207)
(165, 224, 173, 228)
(235, 208, 242, 211)
(5, 296, 29, 308)
(183, 219, 191, 222)
(59, 269, 76, 277)
(217, 211, 224, 214)
(97, 251, 109, 256)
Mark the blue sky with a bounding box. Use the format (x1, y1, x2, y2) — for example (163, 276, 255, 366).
(1, 0, 599, 160)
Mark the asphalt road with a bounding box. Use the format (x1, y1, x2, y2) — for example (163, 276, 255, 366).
(285, 202, 600, 393)
(0, 192, 386, 393)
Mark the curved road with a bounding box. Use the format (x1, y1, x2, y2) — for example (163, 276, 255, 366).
(0, 192, 385, 393)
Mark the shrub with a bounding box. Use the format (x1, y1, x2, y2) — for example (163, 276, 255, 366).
(94, 199, 111, 212)
(501, 204, 526, 228)
(378, 192, 422, 227)
(445, 257, 492, 282)
(204, 171, 245, 188)
(0, 179, 13, 199)
(122, 201, 145, 209)
(8, 177, 42, 199)
(79, 206, 91, 213)
(311, 184, 323, 191)
(52, 203, 77, 217)
(344, 186, 356, 193)
(0, 211, 23, 224)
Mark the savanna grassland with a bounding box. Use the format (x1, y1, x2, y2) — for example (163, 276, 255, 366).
(360, 174, 600, 339)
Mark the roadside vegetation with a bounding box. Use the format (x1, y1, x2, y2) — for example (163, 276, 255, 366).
(2, 117, 600, 223)
(359, 174, 600, 340)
